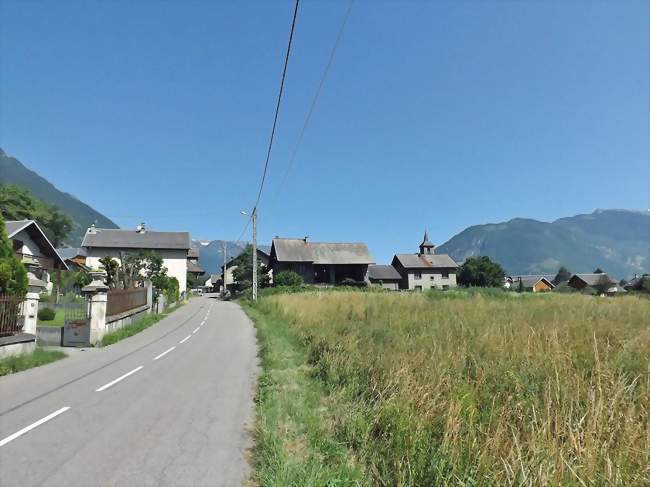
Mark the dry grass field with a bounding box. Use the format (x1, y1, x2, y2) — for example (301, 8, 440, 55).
(248, 291, 649, 486)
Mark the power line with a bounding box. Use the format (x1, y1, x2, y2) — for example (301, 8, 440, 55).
(235, 0, 300, 243)
(271, 0, 354, 207)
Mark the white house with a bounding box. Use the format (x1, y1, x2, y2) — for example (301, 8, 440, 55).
(4, 220, 68, 292)
(81, 223, 190, 296)
(391, 232, 459, 291)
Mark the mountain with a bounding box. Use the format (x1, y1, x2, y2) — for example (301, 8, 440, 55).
(0, 148, 118, 245)
(437, 210, 649, 279)
(193, 240, 272, 277)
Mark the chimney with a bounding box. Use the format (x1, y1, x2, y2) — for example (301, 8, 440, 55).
(87, 223, 96, 234)
(303, 235, 309, 243)
(137, 222, 146, 234)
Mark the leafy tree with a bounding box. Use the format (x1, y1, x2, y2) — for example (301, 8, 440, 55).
(99, 256, 120, 288)
(457, 256, 505, 288)
(0, 213, 28, 296)
(0, 184, 73, 246)
(553, 266, 572, 285)
(232, 245, 270, 292)
(274, 270, 304, 287)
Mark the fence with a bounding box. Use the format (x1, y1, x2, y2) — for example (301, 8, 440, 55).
(107, 288, 148, 317)
(0, 293, 24, 337)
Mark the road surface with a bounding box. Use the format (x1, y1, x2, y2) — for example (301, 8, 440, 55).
(0, 297, 259, 487)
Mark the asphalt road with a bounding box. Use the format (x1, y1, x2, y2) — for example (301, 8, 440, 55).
(0, 296, 259, 487)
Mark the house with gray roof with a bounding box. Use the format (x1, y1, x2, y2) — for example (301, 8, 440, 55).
(368, 265, 402, 290)
(269, 237, 374, 285)
(567, 272, 617, 294)
(506, 275, 555, 292)
(81, 223, 191, 296)
(391, 232, 459, 291)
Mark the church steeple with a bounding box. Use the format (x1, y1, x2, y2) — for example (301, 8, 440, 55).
(419, 231, 435, 255)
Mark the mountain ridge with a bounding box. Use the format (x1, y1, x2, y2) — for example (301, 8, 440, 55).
(0, 148, 119, 245)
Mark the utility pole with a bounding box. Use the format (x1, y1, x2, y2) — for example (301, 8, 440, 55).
(252, 207, 258, 301)
(221, 242, 227, 298)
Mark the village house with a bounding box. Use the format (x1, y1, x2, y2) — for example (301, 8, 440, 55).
(81, 223, 190, 296)
(505, 275, 555, 292)
(187, 247, 205, 279)
(567, 272, 620, 294)
(368, 265, 402, 290)
(4, 220, 68, 292)
(219, 248, 270, 292)
(269, 237, 374, 285)
(391, 232, 459, 291)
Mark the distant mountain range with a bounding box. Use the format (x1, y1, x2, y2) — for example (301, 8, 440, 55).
(192, 239, 271, 277)
(438, 209, 649, 279)
(0, 148, 118, 245)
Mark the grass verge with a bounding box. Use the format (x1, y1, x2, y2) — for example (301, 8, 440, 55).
(0, 347, 67, 376)
(100, 303, 184, 346)
(38, 308, 65, 327)
(242, 301, 366, 486)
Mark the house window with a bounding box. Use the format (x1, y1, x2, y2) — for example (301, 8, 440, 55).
(414, 273, 422, 280)
(414, 285, 422, 291)
(441, 271, 449, 279)
(430, 275, 435, 280)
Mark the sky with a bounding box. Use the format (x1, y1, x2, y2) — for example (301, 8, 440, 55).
(1, 0, 648, 264)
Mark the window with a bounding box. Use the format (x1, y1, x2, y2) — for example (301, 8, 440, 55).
(414, 285, 422, 291)
(414, 273, 422, 280)
(441, 271, 449, 279)
(442, 285, 449, 290)
(430, 275, 435, 280)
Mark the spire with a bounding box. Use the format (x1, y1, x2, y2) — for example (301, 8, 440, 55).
(419, 230, 435, 255)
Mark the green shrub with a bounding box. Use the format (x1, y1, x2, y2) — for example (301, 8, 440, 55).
(38, 307, 56, 321)
(274, 270, 304, 287)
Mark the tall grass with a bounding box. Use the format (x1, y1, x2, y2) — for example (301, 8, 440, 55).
(255, 291, 650, 485)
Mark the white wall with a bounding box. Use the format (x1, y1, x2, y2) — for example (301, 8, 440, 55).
(407, 270, 457, 290)
(85, 248, 188, 296)
(13, 229, 41, 257)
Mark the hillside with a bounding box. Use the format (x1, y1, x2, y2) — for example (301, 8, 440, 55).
(0, 148, 118, 245)
(437, 209, 649, 279)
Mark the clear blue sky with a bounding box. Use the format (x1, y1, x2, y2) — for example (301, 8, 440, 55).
(1, 0, 648, 263)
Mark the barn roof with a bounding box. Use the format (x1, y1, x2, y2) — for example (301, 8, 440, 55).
(368, 265, 402, 281)
(510, 275, 555, 288)
(571, 273, 614, 286)
(393, 253, 458, 269)
(271, 238, 374, 265)
(82, 228, 190, 250)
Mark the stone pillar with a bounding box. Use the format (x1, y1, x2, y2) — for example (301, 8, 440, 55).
(145, 280, 153, 314)
(82, 271, 109, 345)
(22, 269, 47, 335)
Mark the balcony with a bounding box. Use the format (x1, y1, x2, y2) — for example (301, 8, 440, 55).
(14, 252, 55, 271)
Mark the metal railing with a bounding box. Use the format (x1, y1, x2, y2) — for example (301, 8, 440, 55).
(0, 293, 24, 337)
(106, 288, 147, 317)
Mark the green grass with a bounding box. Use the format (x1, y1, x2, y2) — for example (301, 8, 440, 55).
(100, 303, 184, 346)
(242, 301, 366, 486)
(246, 291, 650, 486)
(38, 308, 65, 327)
(0, 347, 67, 376)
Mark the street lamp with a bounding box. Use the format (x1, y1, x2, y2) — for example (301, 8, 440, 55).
(240, 209, 258, 301)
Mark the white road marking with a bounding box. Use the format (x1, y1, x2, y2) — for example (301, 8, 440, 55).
(96, 366, 144, 392)
(179, 335, 191, 344)
(0, 407, 71, 447)
(193, 327, 200, 334)
(153, 346, 176, 361)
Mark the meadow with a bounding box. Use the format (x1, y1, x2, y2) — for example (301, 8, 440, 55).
(248, 291, 649, 486)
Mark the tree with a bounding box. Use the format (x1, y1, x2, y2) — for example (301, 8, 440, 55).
(98, 256, 120, 288)
(232, 245, 270, 292)
(0, 184, 73, 246)
(553, 266, 572, 285)
(593, 268, 605, 274)
(274, 270, 304, 287)
(457, 256, 505, 288)
(0, 214, 28, 296)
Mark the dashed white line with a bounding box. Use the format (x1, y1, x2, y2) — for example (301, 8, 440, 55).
(0, 407, 71, 447)
(96, 366, 144, 392)
(192, 327, 200, 334)
(179, 335, 191, 344)
(153, 346, 176, 361)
